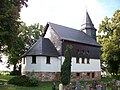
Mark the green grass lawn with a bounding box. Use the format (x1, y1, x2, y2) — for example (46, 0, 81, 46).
(0, 75, 54, 90)
(0, 81, 52, 90)
(0, 75, 119, 90)
(0, 75, 14, 81)
(0, 81, 56, 90)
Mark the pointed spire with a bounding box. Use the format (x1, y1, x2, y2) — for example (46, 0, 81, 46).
(81, 10, 94, 29)
(81, 10, 96, 40)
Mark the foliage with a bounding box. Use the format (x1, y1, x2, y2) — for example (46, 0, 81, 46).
(8, 75, 39, 87)
(10, 70, 21, 75)
(0, 75, 120, 90)
(0, 75, 14, 81)
(98, 10, 120, 75)
(60, 45, 72, 85)
(0, 0, 43, 72)
(0, 0, 28, 54)
(0, 0, 28, 70)
(6, 23, 43, 72)
(19, 23, 43, 50)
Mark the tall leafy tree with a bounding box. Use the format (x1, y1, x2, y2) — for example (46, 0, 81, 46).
(19, 23, 43, 50)
(0, 0, 28, 71)
(98, 10, 120, 75)
(7, 23, 43, 71)
(61, 45, 72, 85)
(0, 0, 28, 51)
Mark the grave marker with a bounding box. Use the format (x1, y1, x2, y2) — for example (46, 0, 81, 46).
(75, 81, 81, 90)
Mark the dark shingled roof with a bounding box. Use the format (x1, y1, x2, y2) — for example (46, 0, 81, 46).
(81, 11, 96, 30)
(44, 22, 100, 47)
(23, 37, 59, 56)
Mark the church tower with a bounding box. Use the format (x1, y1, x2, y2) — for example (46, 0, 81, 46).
(81, 11, 96, 40)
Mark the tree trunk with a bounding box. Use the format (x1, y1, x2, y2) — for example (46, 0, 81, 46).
(13, 63, 16, 71)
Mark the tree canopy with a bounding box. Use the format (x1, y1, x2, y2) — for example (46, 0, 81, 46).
(98, 10, 120, 75)
(0, 0, 28, 70)
(0, 0, 44, 72)
(7, 23, 43, 71)
(0, 0, 28, 52)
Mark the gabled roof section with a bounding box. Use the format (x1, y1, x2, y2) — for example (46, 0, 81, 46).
(43, 22, 100, 47)
(23, 37, 59, 57)
(81, 11, 96, 30)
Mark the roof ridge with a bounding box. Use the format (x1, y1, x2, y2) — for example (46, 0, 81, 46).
(48, 22, 79, 31)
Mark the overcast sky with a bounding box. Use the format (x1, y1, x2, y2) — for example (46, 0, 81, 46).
(0, 0, 120, 71)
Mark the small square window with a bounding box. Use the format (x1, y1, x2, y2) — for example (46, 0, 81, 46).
(87, 58, 90, 64)
(46, 56, 50, 64)
(76, 57, 79, 63)
(32, 56, 36, 64)
(76, 73, 80, 77)
(87, 73, 90, 76)
(82, 58, 85, 64)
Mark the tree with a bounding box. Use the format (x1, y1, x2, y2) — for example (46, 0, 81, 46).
(98, 10, 120, 76)
(0, 0, 28, 60)
(60, 45, 72, 85)
(6, 23, 43, 72)
(19, 23, 43, 50)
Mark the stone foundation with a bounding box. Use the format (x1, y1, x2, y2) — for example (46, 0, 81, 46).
(22, 71, 60, 81)
(71, 71, 101, 81)
(22, 71, 101, 81)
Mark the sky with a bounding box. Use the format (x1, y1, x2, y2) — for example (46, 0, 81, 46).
(0, 0, 120, 71)
(20, 0, 120, 29)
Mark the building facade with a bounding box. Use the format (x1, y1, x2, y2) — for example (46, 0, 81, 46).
(21, 11, 101, 81)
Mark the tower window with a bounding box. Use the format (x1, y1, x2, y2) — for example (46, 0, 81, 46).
(32, 56, 36, 64)
(86, 50, 90, 55)
(82, 50, 85, 55)
(46, 56, 50, 64)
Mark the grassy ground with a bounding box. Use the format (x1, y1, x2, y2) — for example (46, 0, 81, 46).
(0, 75, 119, 90)
(0, 82, 52, 90)
(0, 75, 55, 90)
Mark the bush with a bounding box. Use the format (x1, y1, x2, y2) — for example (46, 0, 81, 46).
(10, 70, 21, 75)
(114, 75, 120, 80)
(8, 75, 39, 87)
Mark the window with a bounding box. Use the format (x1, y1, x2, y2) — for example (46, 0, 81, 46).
(76, 73, 80, 77)
(32, 56, 36, 64)
(82, 58, 85, 64)
(46, 56, 50, 64)
(87, 58, 90, 64)
(23, 57, 25, 64)
(86, 50, 90, 55)
(87, 73, 90, 76)
(82, 50, 85, 54)
(92, 72, 95, 78)
(76, 57, 80, 63)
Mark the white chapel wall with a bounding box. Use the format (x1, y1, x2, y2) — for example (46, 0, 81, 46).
(61, 56, 101, 72)
(22, 56, 60, 72)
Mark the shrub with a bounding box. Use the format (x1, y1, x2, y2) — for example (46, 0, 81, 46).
(10, 70, 21, 75)
(8, 75, 39, 87)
